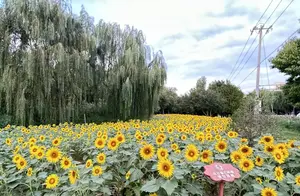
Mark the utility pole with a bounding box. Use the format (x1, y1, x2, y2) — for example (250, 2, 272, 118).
(251, 24, 272, 114)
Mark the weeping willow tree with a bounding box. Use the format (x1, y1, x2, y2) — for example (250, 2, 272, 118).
(0, 0, 166, 125)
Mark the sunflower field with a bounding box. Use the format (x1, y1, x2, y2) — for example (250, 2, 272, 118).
(1, 114, 300, 196)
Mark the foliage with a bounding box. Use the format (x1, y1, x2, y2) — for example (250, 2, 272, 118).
(157, 77, 244, 116)
(208, 80, 244, 115)
(157, 87, 178, 114)
(260, 90, 293, 114)
(1, 114, 300, 196)
(0, 0, 166, 125)
(271, 37, 300, 108)
(231, 93, 275, 146)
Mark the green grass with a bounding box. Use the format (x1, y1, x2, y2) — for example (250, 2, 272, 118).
(273, 117, 300, 140)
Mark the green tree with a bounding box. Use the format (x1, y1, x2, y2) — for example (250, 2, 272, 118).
(0, 0, 166, 125)
(271, 37, 300, 108)
(189, 77, 226, 116)
(260, 90, 292, 114)
(208, 80, 244, 115)
(157, 87, 178, 114)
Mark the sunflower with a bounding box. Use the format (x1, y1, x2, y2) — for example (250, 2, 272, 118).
(255, 156, 264, 167)
(149, 193, 157, 196)
(200, 150, 213, 163)
(184, 144, 199, 162)
(16, 157, 27, 170)
(264, 145, 275, 154)
(46, 147, 62, 163)
(86, 159, 93, 168)
(215, 140, 227, 153)
(116, 134, 125, 144)
(181, 134, 187, 141)
(157, 159, 174, 178)
(36, 149, 45, 159)
(274, 166, 284, 181)
(260, 136, 274, 145)
(39, 135, 45, 141)
(157, 147, 169, 160)
(45, 174, 59, 189)
(97, 153, 106, 164)
(126, 171, 131, 180)
(261, 187, 277, 196)
(241, 138, 248, 143)
(92, 166, 103, 176)
(140, 144, 155, 160)
(156, 136, 164, 146)
(191, 173, 197, 179)
(171, 143, 179, 151)
(60, 157, 72, 170)
(273, 150, 285, 164)
(12, 154, 22, 163)
(52, 138, 61, 146)
(27, 167, 33, 177)
(281, 148, 289, 159)
(107, 138, 119, 151)
(230, 151, 243, 164)
(295, 175, 300, 186)
(239, 145, 253, 157)
(287, 140, 295, 148)
(256, 177, 262, 184)
(239, 158, 254, 172)
(215, 134, 222, 141)
(30, 145, 39, 156)
(94, 138, 106, 149)
(69, 170, 78, 184)
(227, 131, 236, 138)
(5, 138, 12, 146)
(276, 143, 287, 151)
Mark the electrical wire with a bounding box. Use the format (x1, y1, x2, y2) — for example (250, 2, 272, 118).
(227, 0, 275, 80)
(238, 28, 300, 87)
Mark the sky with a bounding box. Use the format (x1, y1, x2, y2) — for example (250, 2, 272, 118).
(72, 0, 300, 95)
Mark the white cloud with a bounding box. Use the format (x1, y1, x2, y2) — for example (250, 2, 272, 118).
(72, 0, 300, 95)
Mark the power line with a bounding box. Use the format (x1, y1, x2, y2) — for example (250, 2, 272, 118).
(269, 0, 295, 27)
(229, 0, 283, 81)
(236, 0, 295, 86)
(238, 28, 300, 87)
(227, 0, 274, 80)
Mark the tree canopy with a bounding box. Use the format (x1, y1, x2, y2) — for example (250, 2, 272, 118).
(157, 77, 244, 116)
(0, 0, 166, 125)
(271, 37, 300, 108)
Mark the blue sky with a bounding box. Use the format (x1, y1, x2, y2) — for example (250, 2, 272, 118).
(72, 0, 300, 95)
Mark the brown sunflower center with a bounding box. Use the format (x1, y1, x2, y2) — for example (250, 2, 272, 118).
(161, 152, 165, 156)
(242, 148, 248, 153)
(265, 138, 271, 142)
(144, 148, 151, 154)
(243, 162, 249, 167)
(49, 178, 55, 184)
(276, 171, 281, 176)
(51, 152, 58, 158)
(163, 164, 169, 171)
(219, 144, 225, 149)
(111, 141, 116, 147)
(189, 151, 195, 157)
(266, 191, 272, 196)
(203, 153, 208, 158)
(64, 160, 69, 165)
(97, 140, 103, 145)
(276, 154, 281, 159)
